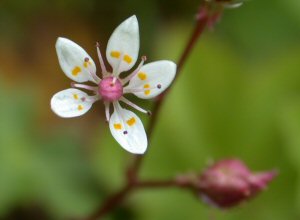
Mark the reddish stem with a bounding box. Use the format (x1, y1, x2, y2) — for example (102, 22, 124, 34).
(136, 179, 178, 188)
(83, 4, 219, 220)
(136, 179, 193, 189)
(84, 185, 133, 220)
(128, 4, 211, 182)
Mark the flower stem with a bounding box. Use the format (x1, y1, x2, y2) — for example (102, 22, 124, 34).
(84, 185, 133, 220)
(84, 4, 220, 220)
(136, 179, 192, 189)
(83, 177, 194, 220)
(128, 4, 211, 183)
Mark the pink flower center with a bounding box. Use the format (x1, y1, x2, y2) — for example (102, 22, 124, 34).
(98, 77, 123, 102)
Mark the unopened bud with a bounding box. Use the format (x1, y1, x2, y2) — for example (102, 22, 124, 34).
(197, 159, 277, 208)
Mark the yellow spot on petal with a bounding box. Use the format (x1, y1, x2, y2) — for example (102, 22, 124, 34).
(78, 105, 83, 111)
(84, 61, 93, 68)
(73, 94, 79, 100)
(111, 51, 121, 58)
(138, 72, 147, 80)
(114, 123, 122, 130)
(126, 117, 136, 126)
(123, 55, 132, 64)
(72, 66, 81, 76)
(143, 84, 151, 95)
(144, 90, 150, 95)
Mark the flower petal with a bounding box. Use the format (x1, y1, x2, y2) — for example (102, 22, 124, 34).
(51, 88, 97, 118)
(106, 15, 139, 74)
(56, 37, 97, 83)
(109, 102, 147, 154)
(125, 60, 176, 99)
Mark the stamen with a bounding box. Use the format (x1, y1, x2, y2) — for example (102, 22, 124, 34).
(157, 84, 162, 89)
(84, 57, 101, 83)
(85, 95, 100, 102)
(96, 42, 109, 77)
(112, 101, 125, 123)
(121, 56, 147, 85)
(104, 102, 110, 122)
(71, 82, 98, 92)
(113, 52, 124, 77)
(120, 97, 149, 115)
(123, 130, 128, 135)
(123, 85, 158, 94)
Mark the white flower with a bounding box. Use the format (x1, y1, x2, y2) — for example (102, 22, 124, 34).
(51, 15, 177, 154)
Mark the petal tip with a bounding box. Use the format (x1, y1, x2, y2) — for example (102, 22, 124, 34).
(56, 36, 64, 41)
(55, 37, 69, 52)
(55, 37, 75, 49)
(128, 14, 138, 21)
(124, 15, 138, 27)
(50, 95, 62, 118)
(165, 60, 177, 76)
(118, 140, 147, 155)
(130, 145, 147, 155)
(169, 61, 177, 70)
(50, 93, 67, 118)
(56, 37, 67, 47)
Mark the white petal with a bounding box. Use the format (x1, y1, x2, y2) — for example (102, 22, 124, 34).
(51, 88, 97, 118)
(109, 102, 147, 154)
(56, 37, 97, 83)
(106, 15, 139, 74)
(125, 60, 176, 99)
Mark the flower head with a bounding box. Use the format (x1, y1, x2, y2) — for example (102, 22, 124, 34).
(51, 15, 177, 154)
(197, 159, 277, 208)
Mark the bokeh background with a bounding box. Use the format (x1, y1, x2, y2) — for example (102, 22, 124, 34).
(0, 0, 300, 219)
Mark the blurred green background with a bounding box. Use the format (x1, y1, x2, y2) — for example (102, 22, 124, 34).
(0, 0, 300, 219)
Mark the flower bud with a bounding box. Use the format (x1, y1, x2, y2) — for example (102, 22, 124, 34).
(197, 159, 277, 208)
